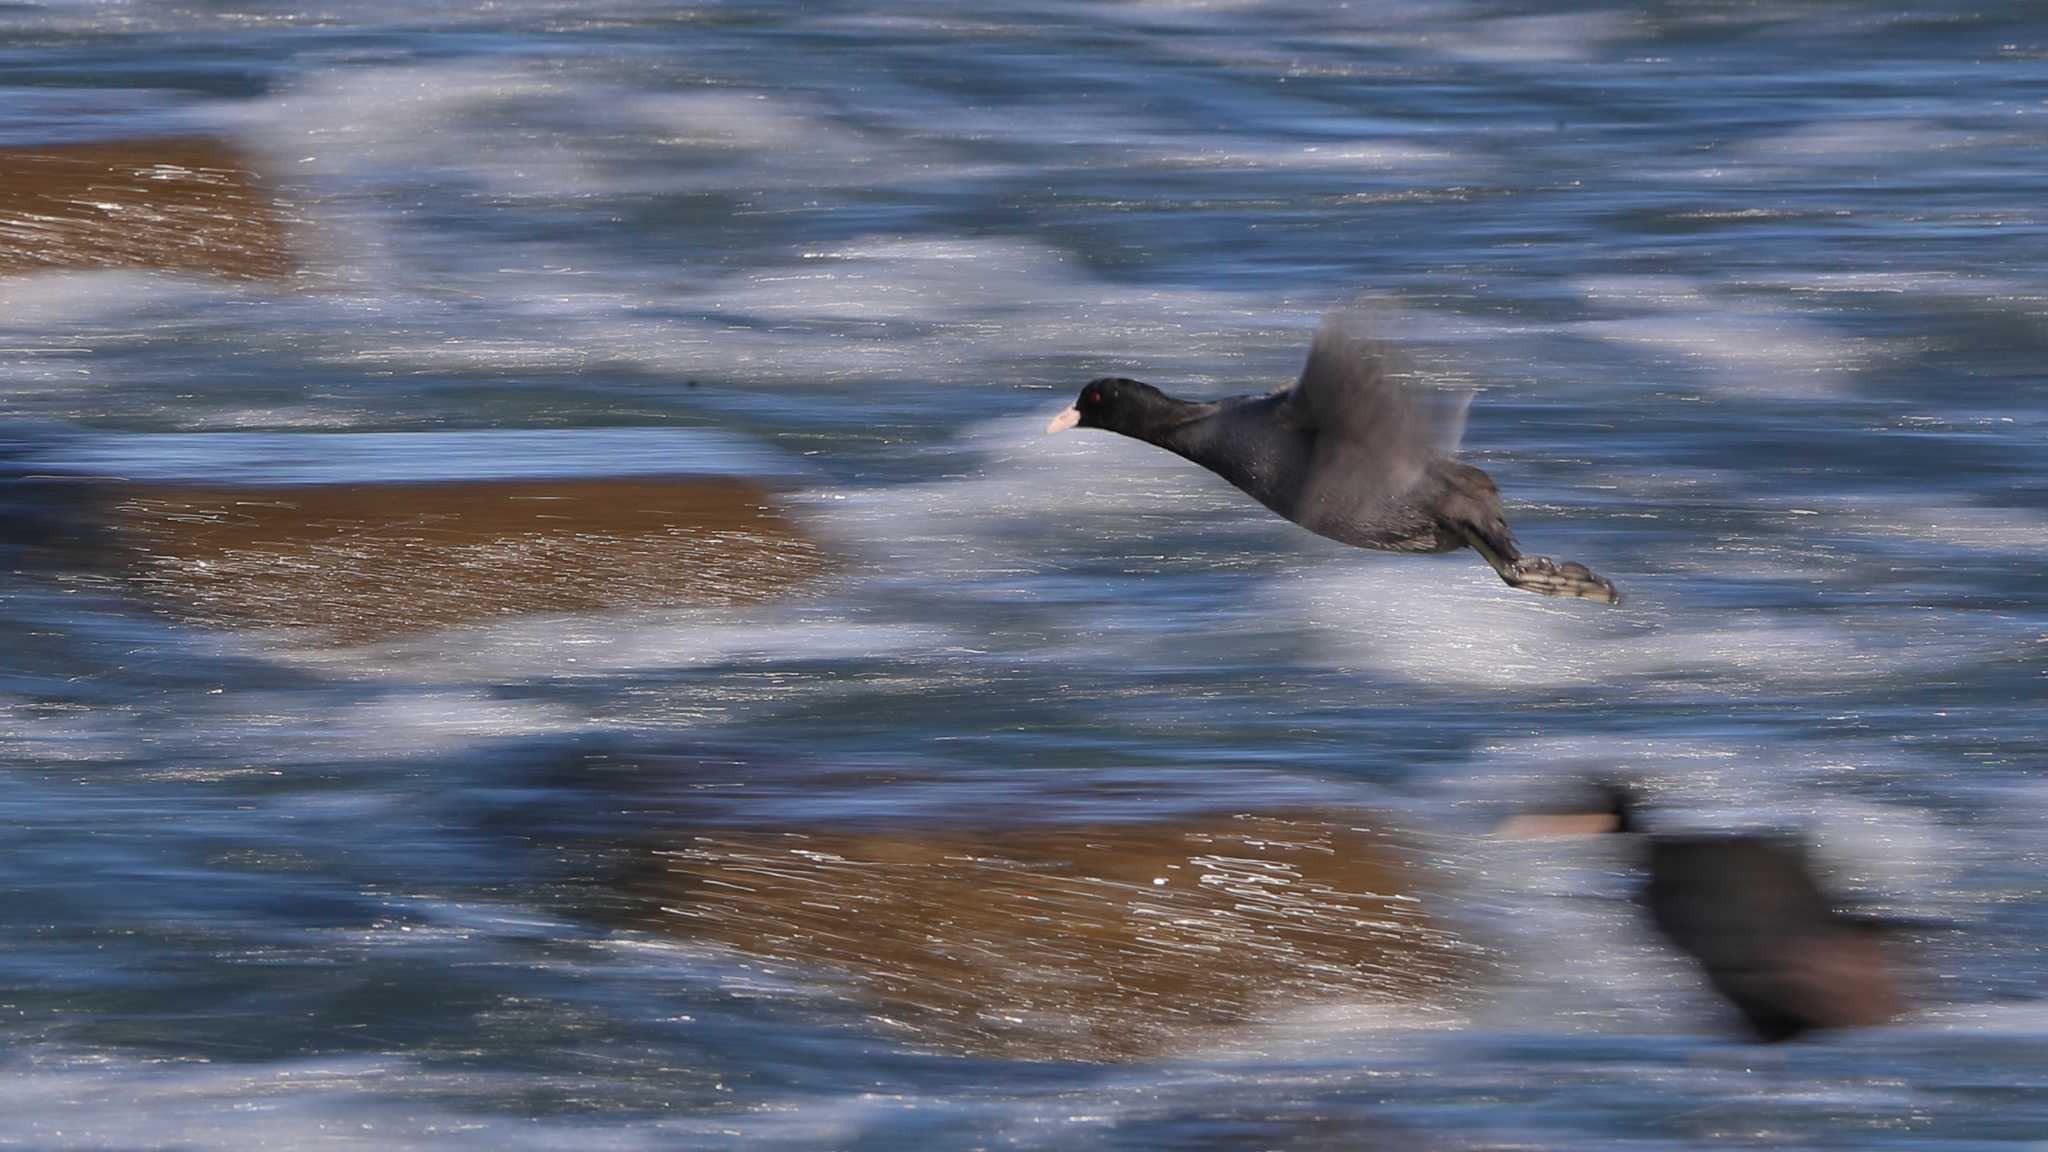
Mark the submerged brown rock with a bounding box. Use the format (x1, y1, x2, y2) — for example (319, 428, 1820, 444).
(622, 810, 1471, 1062)
(0, 137, 293, 279)
(107, 477, 828, 642)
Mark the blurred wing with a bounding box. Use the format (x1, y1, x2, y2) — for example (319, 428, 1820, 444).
(1431, 386, 1474, 458)
(1281, 309, 1465, 525)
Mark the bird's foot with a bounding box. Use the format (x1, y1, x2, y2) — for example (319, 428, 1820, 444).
(1505, 555, 1621, 605)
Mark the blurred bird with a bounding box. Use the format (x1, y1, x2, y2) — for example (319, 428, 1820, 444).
(1046, 308, 1618, 603)
(1512, 783, 1907, 1042)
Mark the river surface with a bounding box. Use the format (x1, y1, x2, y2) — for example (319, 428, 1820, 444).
(2, 2, 2046, 1148)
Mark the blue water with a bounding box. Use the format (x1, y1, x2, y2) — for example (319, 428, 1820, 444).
(3, 2, 2046, 1147)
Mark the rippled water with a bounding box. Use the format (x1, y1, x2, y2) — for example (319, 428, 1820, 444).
(3, 2, 2046, 1147)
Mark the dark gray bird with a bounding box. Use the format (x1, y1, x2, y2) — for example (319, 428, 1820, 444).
(1045, 310, 1618, 603)
(1600, 784, 1906, 1042)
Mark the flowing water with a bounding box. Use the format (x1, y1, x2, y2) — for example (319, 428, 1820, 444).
(2, 2, 2046, 1147)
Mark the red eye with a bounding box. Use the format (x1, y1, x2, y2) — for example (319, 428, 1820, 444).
(1086, 390, 1101, 405)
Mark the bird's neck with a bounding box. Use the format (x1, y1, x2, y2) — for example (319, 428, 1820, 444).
(1114, 391, 1218, 455)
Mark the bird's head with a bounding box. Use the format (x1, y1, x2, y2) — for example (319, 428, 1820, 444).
(1045, 377, 1162, 435)
(1495, 780, 1642, 839)
(1596, 781, 1640, 835)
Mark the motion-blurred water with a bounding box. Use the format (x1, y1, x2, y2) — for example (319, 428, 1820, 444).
(3, 2, 2046, 1147)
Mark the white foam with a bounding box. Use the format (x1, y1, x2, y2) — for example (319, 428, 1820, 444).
(182, 55, 1471, 391)
(624, 90, 829, 152)
(1807, 798, 1962, 908)
(1738, 118, 1983, 164)
(1921, 1001, 2048, 1036)
(575, 235, 1311, 386)
(1647, 489, 2048, 560)
(219, 58, 1012, 208)
(0, 704, 133, 764)
(1574, 274, 1873, 398)
(1468, 831, 1713, 1035)
(867, 98, 1164, 152)
(1838, 503, 2048, 554)
(163, 689, 587, 765)
(1737, 269, 2043, 302)
(321, 692, 586, 753)
(10, 226, 1306, 400)
(1279, 557, 1998, 692)
(0, 1054, 736, 1151)
(164, 52, 1502, 395)
(1583, 314, 1861, 397)
(1434, 12, 1635, 64)
(217, 61, 605, 200)
(1148, 140, 1464, 173)
(0, 270, 240, 330)
(285, 609, 953, 685)
(801, 410, 1271, 578)
(1574, 275, 1706, 309)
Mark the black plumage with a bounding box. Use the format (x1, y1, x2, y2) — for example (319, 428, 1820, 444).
(1606, 786, 1905, 1042)
(1046, 310, 1617, 603)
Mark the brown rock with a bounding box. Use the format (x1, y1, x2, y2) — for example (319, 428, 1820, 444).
(0, 137, 293, 279)
(622, 810, 1470, 1062)
(107, 477, 827, 642)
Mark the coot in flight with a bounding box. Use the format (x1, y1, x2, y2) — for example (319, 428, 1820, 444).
(1600, 784, 1905, 1042)
(1046, 310, 1618, 603)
